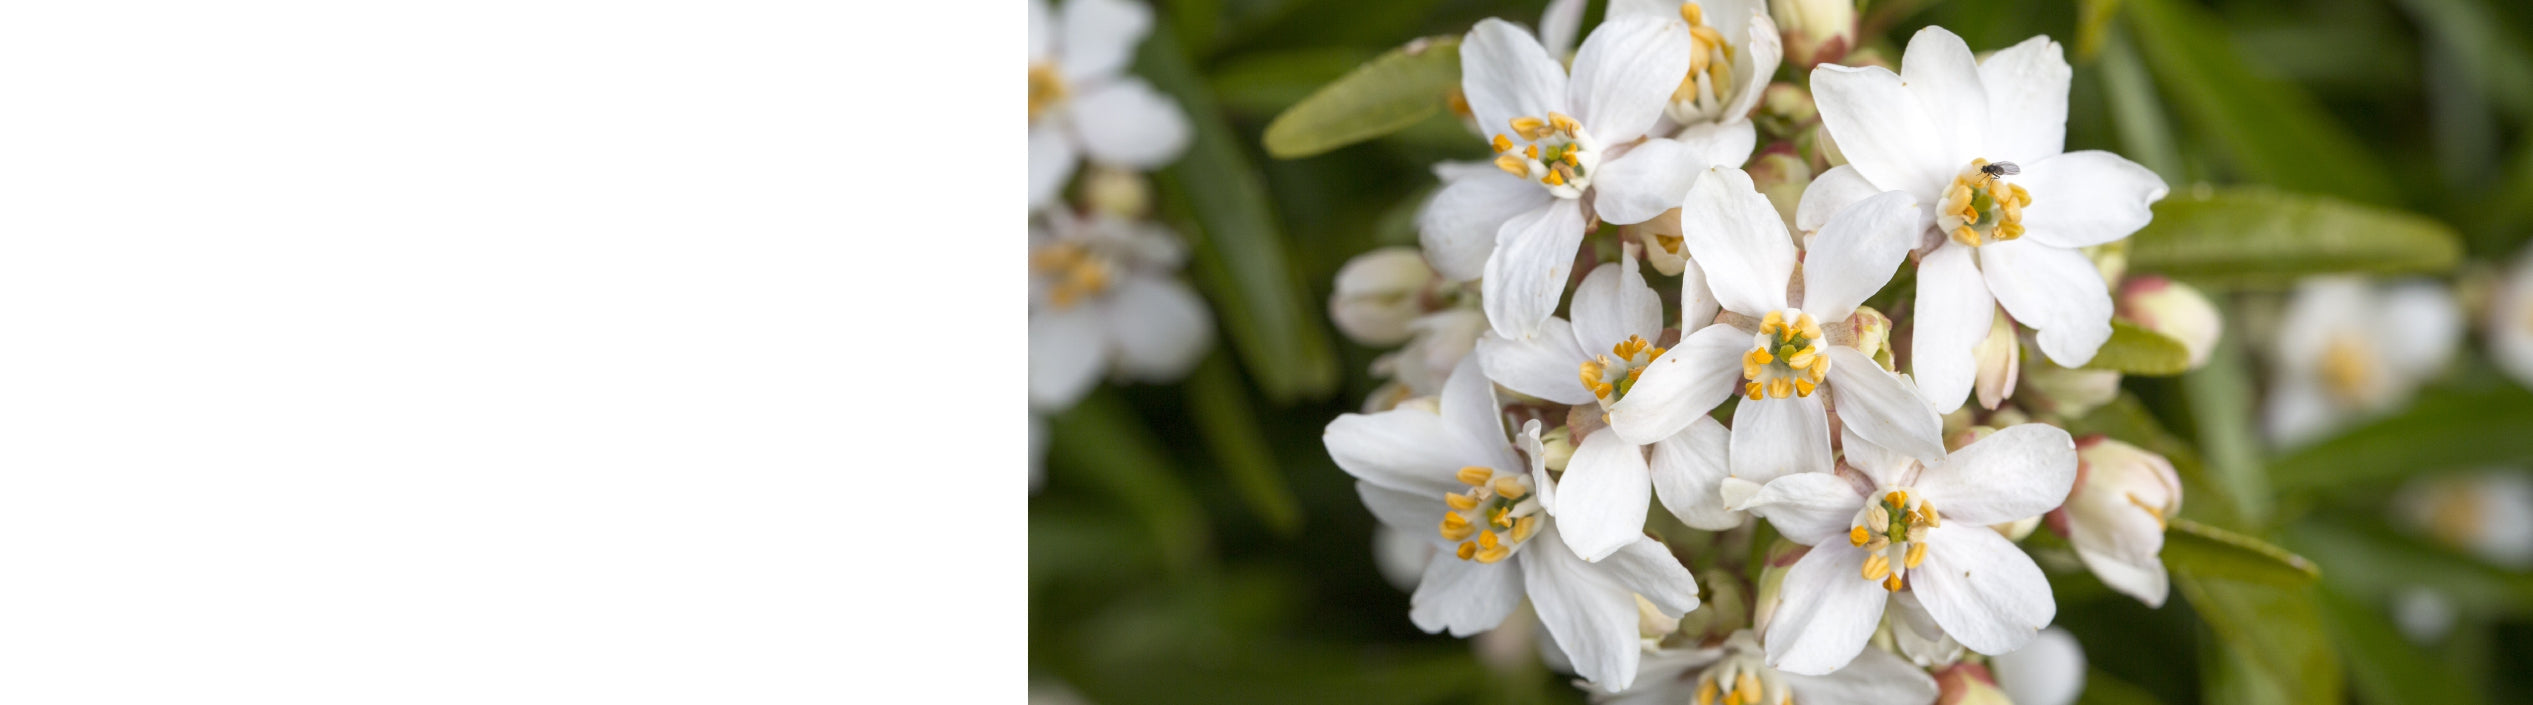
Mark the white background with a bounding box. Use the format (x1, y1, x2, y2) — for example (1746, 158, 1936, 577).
(0, 2, 1006, 700)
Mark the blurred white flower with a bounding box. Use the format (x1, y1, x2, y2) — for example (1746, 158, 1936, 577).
(1595, 630, 1937, 705)
(1606, 169, 1947, 484)
(1373, 524, 1437, 591)
(1331, 247, 1442, 346)
(2490, 247, 2533, 389)
(1371, 308, 1491, 404)
(2050, 437, 2181, 607)
(2392, 469, 2533, 570)
(2392, 585, 2458, 645)
(1735, 424, 2074, 674)
(1418, 17, 1706, 339)
(1475, 248, 1737, 557)
(1990, 627, 2085, 705)
(1797, 28, 2168, 413)
(1028, 0, 1191, 210)
(2261, 277, 2458, 449)
(1608, 0, 1784, 169)
(1027, 211, 1213, 411)
(1324, 358, 1702, 692)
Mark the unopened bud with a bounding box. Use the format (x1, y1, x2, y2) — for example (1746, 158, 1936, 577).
(1330, 247, 1438, 346)
(1748, 147, 1813, 231)
(1771, 0, 1856, 70)
(1539, 425, 1577, 472)
(2117, 275, 2224, 369)
(2050, 437, 2181, 606)
(1934, 663, 2012, 705)
(1842, 305, 1893, 367)
(1761, 82, 1817, 126)
(1973, 307, 2021, 410)
(2020, 361, 2121, 419)
(1082, 165, 1151, 218)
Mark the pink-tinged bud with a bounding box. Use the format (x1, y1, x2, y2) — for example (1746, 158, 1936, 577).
(1934, 662, 2012, 705)
(2116, 275, 2224, 369)
(1841, 305, 1893, 367)
(2020, 361, 2122, 419)
(1329, 247, 1438, 346)
(2050, 437, 2181, 607)
(1770, 0, 1855, 70)
(1973, 307, 2021, 410)
(1761, 82, 1817, 130)
(1749, 146, 1813, 231)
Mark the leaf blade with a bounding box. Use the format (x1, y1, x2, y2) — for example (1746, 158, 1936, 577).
(2125, 187, 2463, 288)
(1262, 36, 1462, 159)
(2081, 318, 2192, 375)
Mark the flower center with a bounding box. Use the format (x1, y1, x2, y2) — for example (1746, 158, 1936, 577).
(2317, 333, 2381, 406)
(1031, 241, 1112, 310)
(1938, 159, 2033, 247)
(1740, 310, 1828, 400)
(1439, 465, 1543, 564)
(1028, 62, 1067, 123)
(1490, 112, 1601, 199)
(1693, 650, 1790, 705)
(1666, 2, 1738, 125)
(1847, 489, 1939, 592)
(1577, 335, 1667, 409)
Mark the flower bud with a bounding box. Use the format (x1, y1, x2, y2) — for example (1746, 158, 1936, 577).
(1973, 307, 2021, 410)
(2049, 437, 2181, 607)
(1771, 0, 1856, 70)
(2116, 275, 2224, 369)
(1761, 82, 1817, 127)
(1329, 247, 1438, 346)
(1842, 305, 1893, 366)
(2019, 361, 2121, 419)
(1622, 208, 1690, 276)
(1538, 424, 1577, 472)
(1991, 627, 2087, 705)
(1082, 164, 1151, 218)
(1373, 308, 1487, 396)
(1748, 147, 1813, 231)
(1934, 663, 2012, 705)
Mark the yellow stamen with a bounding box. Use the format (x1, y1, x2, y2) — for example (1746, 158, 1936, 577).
(1905, 542, 1927, 569)
(1794, 378, 1817, 397)
(1445, 492, 1478, 512)
(1493, 477, 1528, 499)
(1510, 116, 1546, 139)
(1491, 133, 1513, 153)
(1679, 1, 1702, 24)
(1441, 513, 1473, 541)
(1768, 377, 1794, 399)
(1547, 112, 1579, 134)
(1542, 168, 1567, 187)
(1489, 506, 1512, 529)
(1849, 526, 1871, 547)
(1735, 673, 1760, 705)
(1493, 153, 1528, 176)
(1697, 679, 1719, 705)
(1883, 573, 1904, 592)
(1886, 490, 1908, 507)
(1457, 466, 1493, 486)
(1510, 514, 1541, 543)
(1862, 553, 1892, 581)
(1457, 541, 1478, 560)
(1028, 62, 1067, 123)
(1745, 382, 1764, 400)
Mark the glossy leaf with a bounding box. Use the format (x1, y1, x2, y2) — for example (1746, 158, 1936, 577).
(2320, 587, 2491, 705)
(2163, 518, 2320, 586)
(2176, 575, 2342, 705)
(1262, 36, 1462, 159)
(1185, 355, 1303, 535)
(2126, 187, 2463, 288)
(2081, 318, 2191, 375)
(1047, 392, 1212, 575)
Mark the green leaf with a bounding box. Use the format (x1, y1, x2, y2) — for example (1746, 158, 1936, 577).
(2289, 519, 2533, 618)
(1262, 36, 1461, 159)
(2268, 383, 2533, 492)
(1143, 24, 1341, 402)
(2320, 587, 2492, 705)
(2181, 332, 2270, 523)
(2125, 187, 2464, 288)
(1047, 392, 1212, 575)
(1184, 355, 1303, 536)
(2163, 518, 2320, 586)
(1210, 47, 1376, 117)
(2081, 319, 2192, 375)
(2121, 0, 2398, 204)
(2077, 667, 2169, 705)
(2176, 576, 2342, 705)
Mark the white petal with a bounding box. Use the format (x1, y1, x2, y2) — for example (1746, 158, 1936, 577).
(1734, 471, 1866, 546)
(1522, 533, 1651, 692)
(1579, 252, 1666, 356)
(1822, 346, 1946, 464)
(1539, 0, 1587, 58)
(1650, 416, 1740, 530)
(1763, 542, 1889, 676)
(1992, 627, 2087, 705)
(1028, 0, 1054, 63)
(1838, 426, 1914, 489)
(1373, 525, 1437, 591)
(1796, 190, 1921, 322)
(1910, 523, 2055, 655)
(1910, 243, 1993, 413)
(1419, 170, 1555, 282)
(1557, 430, 1656, 561)
(1484, 201, 1592, 339)
(1072, 79, 1191, 170)
(1327, 410, 1495, 499)
(1440, 355, 1527, 472)
(1461, 19, 1570, 143)
(1029, 119, 1080, 211)
(1522, 420, 1559, 513)
(1672, 118, 1759, 170)
(1679, 248, 1720, 329)
(1410, 555, 1525, 636)
(1567, 17, 1691, 141)
(1779, 646, 1941, 705)
(1479, 334, 1595, 412)
(1977, 35, 2071, 163)
(1059, 0, 1152, 83)
(1721, 11, 1782, 121)
(1593, 138, 1703, 225)
(2015, 151, 2167, 249)
(1608, 324, 1748, 444)
(1103, 275, 1211, 382)
(1916, 423, 2077, 525)
(1730, 393, 1831, 483)
(1596, 535, 1703, 615)
(1811, 63, 1952, 199)
(2495, 252, 2533, 387)
(2074, 544, 2170, 608)
(1606, 0, 1676, 19)
(1358, 481, 1452, 545)
(1794, 165, 1884, 234)
(1679, 167, 1794, 315)
(1029, 305, 1105, 410)
(2378, 280, 2462, 378)
(1898, 26, 1988, 167)
(1979, 239, 2114, 367)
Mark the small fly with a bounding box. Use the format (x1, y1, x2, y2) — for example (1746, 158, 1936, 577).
(1979, 161, 2020, 180)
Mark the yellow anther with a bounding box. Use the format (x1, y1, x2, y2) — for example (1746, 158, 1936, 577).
(1491, 133, 1514, 153)
(1882, 573, 1904, 592)
(1547, 112, 1579, 134)
(1543, 168, 1567, 187)
(1862, 553, 1892, 581)
(1510, 116, 1546, 138)
(1493, 153, 1529, 176)
(1886, 490, 1907, 507)
(1745, 382, 1764, 401)
(1808, 355, 1830, 379)
(1799, 316, 1824, 340)
(1457, 466, 1493, 486)
(1697, 679, 1719, 705)
(1997, 222, 2025, 240)
(1445, 492, 1479, 512)
(1493, 477, 1527, 499)
(1456, 541, 1478, 560)
(1476, 545, 1511, 563)
(1951, 226, 1980, 247)
(1849, 526, 1871, 547)
(1525, 143, 1540, 159)
(1761, 310, 1784, 333)
(1679, 1, 1702, 24)
(1746, 347, 1774, 366)
(1794, 379, 1817, 397)
(1477, 530, 1501, 551)
(1905, 541, 1928, 569)
(1441, 512, 1473, 541)
(1736, 673, 1760, 704)
(1768, 377, 1794, 399)
(1510, 514, 1541, 543)
(1785, 349, 1816, 369)
(1489, 506, 1512, 529)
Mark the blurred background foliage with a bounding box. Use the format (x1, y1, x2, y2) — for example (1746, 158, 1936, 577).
(1030, 0, 2533, 702)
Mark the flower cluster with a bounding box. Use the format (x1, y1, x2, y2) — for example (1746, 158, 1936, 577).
(1325, 9, 2175, 700)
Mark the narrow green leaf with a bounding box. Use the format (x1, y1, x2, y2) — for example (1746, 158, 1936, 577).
(2388, 0, 2533, 120)
(2176, 576, 2342, 705)
(2289, 519, 2533, 618)
(2125, 187, 2464, 288)
(2320, 587, 2492, 705)
(1209, 47, 1376, 117)
(1262, 36, 1461, 159)
(2122, 0, 2398, 204)
(2081, 319, 2191, 375)
(2268, 384, 2533, 492)
(1143, 24, 1341, 402)
(2181, 332, 2269, 524)
(2163, 518, 2320, 586)
(1047, 392, 1212, 575)
(1185, 355, 1303, 536)
(2095, 29, 2183, 183)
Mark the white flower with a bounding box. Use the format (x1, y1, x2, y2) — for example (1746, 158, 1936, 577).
(1027, 211, 1213, 410)
(1028, 0, 1191, 210)
(1604, 168, 1947, 485)
(2490, 247, 2533, 389)
(2392, 470, 2533, 570)
(1797, 27, 2169, 413)
(1475, 247, 1737, 558)
(2261, 276, 2458, 449)
(1608, 0, 1784, 169)
(1373, 308, 1491, 404)
(1990, 627, 2086, 705)
(1593, 630, 1937, 705)
(1324, 357, 1702, 692)
(1734, 424, 2075, 674)
(1417, 17, 1706, 339)
(1331, 247, 1443, 346)
(2050, 437, 2180, 607)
